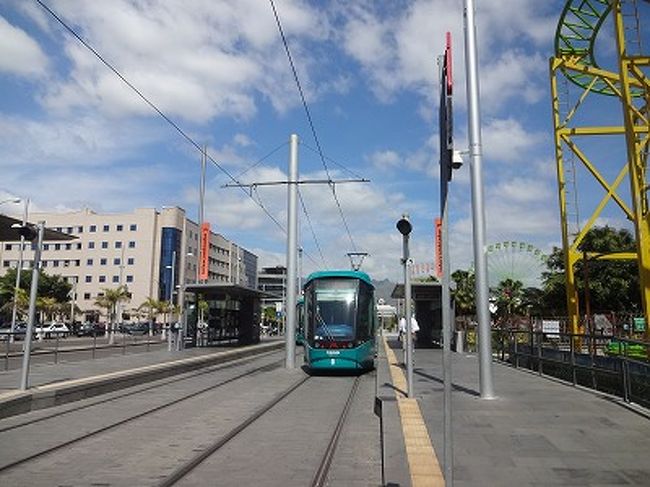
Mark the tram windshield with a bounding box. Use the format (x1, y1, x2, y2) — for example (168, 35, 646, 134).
(305, 277, 373, 345)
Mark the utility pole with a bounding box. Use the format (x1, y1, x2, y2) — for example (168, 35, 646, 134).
(10, 198, 29, 343)
(464, 0, 495, 399)
(222, 137, 369, 369)
(285, 134, 299, 368)
(19, 222, 44, 390)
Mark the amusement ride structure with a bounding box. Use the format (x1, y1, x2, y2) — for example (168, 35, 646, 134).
(550, 0, 649, 336)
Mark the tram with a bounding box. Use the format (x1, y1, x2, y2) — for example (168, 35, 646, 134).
(302, 270, 376, 370)
(296, 297, 305, 345)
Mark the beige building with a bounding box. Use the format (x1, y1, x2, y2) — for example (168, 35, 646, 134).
(0, 206, 257, 321)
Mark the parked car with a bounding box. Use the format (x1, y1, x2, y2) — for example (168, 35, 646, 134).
(76, 322, 104, 337)
(34, 322, 70, 339)
(125, 323, 150, 335)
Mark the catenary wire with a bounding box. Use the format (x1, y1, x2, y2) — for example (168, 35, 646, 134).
(301, 142, 366, 180)
(298, 188, 327, 267)
(35, 0, 287, 234)
(269, 0, 358, 252)
(232, 141, 289, 182)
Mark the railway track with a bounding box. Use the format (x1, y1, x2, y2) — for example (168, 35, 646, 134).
(158, 374, 365, 487)
(0, 350, 285, 475)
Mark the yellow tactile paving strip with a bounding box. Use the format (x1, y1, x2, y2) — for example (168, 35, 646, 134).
(383, 337, 445, 487)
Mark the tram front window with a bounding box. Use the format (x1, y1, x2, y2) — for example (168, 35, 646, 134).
(309, 279, 357, 344)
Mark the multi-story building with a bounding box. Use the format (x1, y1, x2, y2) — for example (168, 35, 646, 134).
(0, 206, 257, 321)
(257, 265, 287, 312)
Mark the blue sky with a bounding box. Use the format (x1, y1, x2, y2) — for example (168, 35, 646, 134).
(0, 0, 647, 283)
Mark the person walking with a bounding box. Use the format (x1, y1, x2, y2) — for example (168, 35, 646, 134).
(398, 315, 420, 363)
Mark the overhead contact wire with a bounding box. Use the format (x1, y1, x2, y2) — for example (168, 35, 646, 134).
(269, 0, 358, 252)
(36, 0, 287, 234)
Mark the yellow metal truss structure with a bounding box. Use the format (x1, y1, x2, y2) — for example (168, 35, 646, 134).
(550, 0, 649, 336)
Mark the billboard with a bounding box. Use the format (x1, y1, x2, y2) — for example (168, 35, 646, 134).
(199, 222, 210, 281)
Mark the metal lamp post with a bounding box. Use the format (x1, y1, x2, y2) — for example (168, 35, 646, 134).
(9, 198, 28, 344)
(396, 214, 414, 398)
(166, 250, 177, 351)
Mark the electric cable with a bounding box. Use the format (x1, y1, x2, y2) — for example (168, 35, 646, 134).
(34, 0, 287, 235)
(269, 0, 358, 252)
(298, 188, 327, 267)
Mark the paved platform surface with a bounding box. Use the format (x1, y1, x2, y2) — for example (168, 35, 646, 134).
(385, 334, 650, 487)
(0, 338, 284, 418)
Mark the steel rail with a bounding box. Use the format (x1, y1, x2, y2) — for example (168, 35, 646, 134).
(0, 356, 285, 474)
(157, 374, 311, 487)
(0, 350, 282, 434)
(311, 375, 362, 487)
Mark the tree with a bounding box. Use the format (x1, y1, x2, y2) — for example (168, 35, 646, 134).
(451, 269, 476, 316)
(541, 226, 640, 316)
(491, 278, 524, 323)
(138, 297, 161, 337)
(0, 269, 72, 321)
(94, 286, 131, 345)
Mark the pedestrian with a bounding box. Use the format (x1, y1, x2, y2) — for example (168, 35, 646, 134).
(398, 315, 420, 361)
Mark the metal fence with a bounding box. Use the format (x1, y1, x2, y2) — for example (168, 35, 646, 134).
(491, 329, 650, 408)
(1, 331, 161, 371)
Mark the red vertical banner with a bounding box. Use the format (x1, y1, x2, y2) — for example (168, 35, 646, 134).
(199, 222, 210, 281)
(435, 217, 443, 278)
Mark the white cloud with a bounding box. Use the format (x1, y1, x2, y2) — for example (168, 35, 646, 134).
(0, 16, 49, 77)
(369, 150, 400, 170)
(482, 118, 545, 164)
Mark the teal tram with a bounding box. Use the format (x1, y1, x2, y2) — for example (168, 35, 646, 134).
(302, 270, 376, 371)
(296, 297, 305, 345)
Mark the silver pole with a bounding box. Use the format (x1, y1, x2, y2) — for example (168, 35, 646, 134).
(285, 133, 299, 368)
(440, 124, 454, 484)
(20, 222, 44, 390)
(168, 250, 176, 352)
(402, 228, 414, 398)
(464, 0, 494, 399)
(10, 198, 29, 344)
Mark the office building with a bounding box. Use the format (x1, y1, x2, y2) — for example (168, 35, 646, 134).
(0, 206, 257, 322)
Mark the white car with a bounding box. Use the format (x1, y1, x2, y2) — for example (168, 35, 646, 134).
(34, 322, 70, 339)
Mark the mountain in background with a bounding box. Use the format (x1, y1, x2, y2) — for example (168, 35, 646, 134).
(373, 279, 398, 304)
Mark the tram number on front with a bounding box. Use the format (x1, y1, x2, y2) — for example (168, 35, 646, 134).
(326, 350, 340, 355)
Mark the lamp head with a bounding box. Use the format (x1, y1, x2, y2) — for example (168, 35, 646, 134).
(396, 214, 412, 236)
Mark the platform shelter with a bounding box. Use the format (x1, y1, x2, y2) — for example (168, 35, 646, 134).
(391, 282, 442, 348)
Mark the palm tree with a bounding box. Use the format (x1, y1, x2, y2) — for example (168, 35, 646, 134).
(493, 278, 524, 325)
(94, 285, 131, 345)
(138, 297, 160, 337)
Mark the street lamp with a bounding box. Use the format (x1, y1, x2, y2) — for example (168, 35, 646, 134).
(4, 198, 28, 344)
(164, 250, 177, 350)
(396, 214, 414, 398)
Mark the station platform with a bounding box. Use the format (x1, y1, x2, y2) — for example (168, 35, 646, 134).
(381, 333, 650, 487)
(0, 338, 284, 419)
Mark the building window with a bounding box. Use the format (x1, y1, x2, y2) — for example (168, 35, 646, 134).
(42, 261, 48, 267)
(4, 244, 11, 251)
(103, 224, 110, 232)
(117, 224, 123, 231)
(76, 243, 82, 250)
(64, 260, 70, 267)
(100, 258, 107, 265)
(53, 260, 59, 267)
(85, 276, 92, 283)
(112, 275, 119, 283)
(127, 257, 134, 265)
(101, 241, 108, 249)
(43, 244, 49, 251)
(65, 243, 72, 250)
(128, 241, 136, 248)
(84, 292, 91, 300)
(87, 258, 93, 266)
(126, 275, 133, 283)
(55, 244, 61, 250)
(114, 258, 121, 265)
(115, 241, 122, 249)
(77, 226, 83, 233)
(88, 241, 95, 249)
(67, 226, 73, 234)
(75, 260, 81, 266)
(129, 224, 137, 231)
(3, 261, 9, 268)
(99, 276, 106, 283)
(90, 225, 97, 232)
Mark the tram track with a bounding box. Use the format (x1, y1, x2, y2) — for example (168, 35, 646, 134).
(0, 349, 282, 434)
(0, 352, 286, 475)
(159, 374, 364, 487)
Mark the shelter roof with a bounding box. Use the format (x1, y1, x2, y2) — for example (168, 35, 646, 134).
(0, 214, 76, 242)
